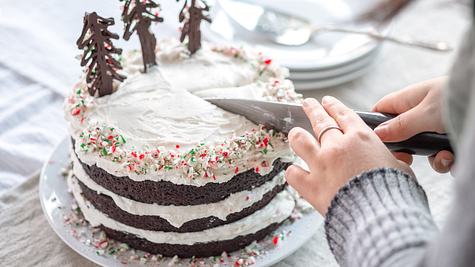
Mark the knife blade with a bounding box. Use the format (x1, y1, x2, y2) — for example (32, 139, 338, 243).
(206, 98, 452, 156)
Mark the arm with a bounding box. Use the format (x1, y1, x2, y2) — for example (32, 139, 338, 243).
(284, 97, 437, 267)
(325, 168, 437, 267)
(326, 109, 475, 267)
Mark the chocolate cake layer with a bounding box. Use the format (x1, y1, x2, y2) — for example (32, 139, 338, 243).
(73, 139, 290, 205)
(100, 222, 281, 258)
(78, 177, 286, 232)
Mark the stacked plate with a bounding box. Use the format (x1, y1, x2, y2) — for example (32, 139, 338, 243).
(288, 45, 381, 90)
(202, 0, 388, 90)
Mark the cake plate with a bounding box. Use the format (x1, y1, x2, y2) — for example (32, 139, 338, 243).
(40, 138, 323, 267)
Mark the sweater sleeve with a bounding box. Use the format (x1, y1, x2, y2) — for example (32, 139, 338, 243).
(324, 168, 438, 267)
(324, 24, 475, 267)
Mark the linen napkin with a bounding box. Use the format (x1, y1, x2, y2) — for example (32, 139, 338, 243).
(0, 173, 97, 267)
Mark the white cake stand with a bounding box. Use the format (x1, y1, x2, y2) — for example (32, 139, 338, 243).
(40, 138, 323, 267)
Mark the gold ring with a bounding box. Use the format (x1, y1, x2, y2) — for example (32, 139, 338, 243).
(317, 125, 343, 143)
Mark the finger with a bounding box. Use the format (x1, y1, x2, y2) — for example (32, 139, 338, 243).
(285, 164, 314, 200)
(321, 96, 367, 132)
(392, 152, 413, 165)
(288, 127, 320, 166)
(302, 98, 343, 143)
(373, 106, 428, 142)
(428, 150, 454, 173)
(372, 80, 435, 114)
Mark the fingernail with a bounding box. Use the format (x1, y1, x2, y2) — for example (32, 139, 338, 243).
(321, 96, 333, 105)
(303, 98, 317, 107)
(374, 124, 387, 136)
(374, 118, 392, 134)
(441, 159, 453, 168)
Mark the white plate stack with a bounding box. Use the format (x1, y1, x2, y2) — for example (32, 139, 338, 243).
(202, 0, 387, 90)
(287, 44, 381, 90)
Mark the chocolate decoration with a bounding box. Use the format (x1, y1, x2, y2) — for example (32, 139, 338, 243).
(178, 0, 212, 55)
(122, 0, 164, 72)
(76, 12, 126, 97)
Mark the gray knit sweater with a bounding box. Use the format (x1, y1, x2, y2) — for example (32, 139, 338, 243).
(324, 25, 475, 267)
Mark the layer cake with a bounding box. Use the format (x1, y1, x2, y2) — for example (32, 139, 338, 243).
(64, 39, 302, 257)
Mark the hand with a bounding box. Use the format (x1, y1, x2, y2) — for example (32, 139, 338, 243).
(372, 77, 454, 173)
(285, 97, 413, 215)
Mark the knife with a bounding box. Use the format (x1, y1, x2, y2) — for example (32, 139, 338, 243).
(206, 98, 452, 156)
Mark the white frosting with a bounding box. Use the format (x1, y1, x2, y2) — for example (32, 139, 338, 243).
(123, 39, 288, 93)
(72, 152, 286, 228)
(69, 175, 295, 245)
(159, 49, 257, 92)
(84, 67, 256, 151)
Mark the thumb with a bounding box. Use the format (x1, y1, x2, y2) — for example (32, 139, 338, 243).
(285, 165, 312, 196)
(284, 165, 319, 208)
(374, 107, 427, 142)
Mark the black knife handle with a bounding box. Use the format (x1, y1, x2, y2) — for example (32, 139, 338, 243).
(356, 111, 453, 156)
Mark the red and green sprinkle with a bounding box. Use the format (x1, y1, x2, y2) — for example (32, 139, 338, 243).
(77, 124, 287, 179)
(67, 84, 94, 124)
(211, 45, 282, 79)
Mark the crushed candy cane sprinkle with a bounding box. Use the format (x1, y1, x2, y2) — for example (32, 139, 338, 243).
(77, 124, 287, 179)
(64, 202, 292, 267)
(210, 45, 284, 79)
(67, 83, 94, 124)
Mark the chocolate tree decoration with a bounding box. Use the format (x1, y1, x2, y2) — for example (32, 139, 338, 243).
(178, 0, 212, 55)
(121, 0, 164, 72)
(76, 12, 126, 97)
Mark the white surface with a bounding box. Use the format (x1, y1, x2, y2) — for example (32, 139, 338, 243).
(0, 0, 469, 266)
(289, 48, 379, 80)
(40, 138, 322, 267)
(292, 59, 376, 90)
(290, 47, 380, 90)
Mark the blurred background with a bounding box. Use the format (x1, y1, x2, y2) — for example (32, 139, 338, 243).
(0, 0, 470, 264)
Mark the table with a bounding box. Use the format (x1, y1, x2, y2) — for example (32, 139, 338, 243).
(0, 0, 468, 266)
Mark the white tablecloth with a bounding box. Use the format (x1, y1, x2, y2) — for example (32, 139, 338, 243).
(0, 0, 469, 266)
